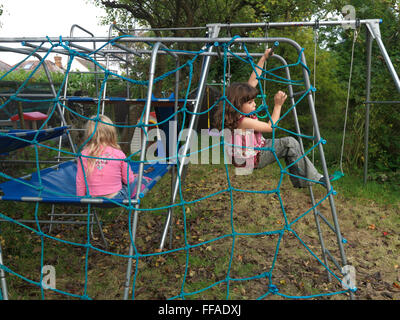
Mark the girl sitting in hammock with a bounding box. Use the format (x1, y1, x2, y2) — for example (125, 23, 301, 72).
(76, 114, 151, 198)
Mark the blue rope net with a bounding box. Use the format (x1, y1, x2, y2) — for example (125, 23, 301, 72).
(0, 34, 354, 300)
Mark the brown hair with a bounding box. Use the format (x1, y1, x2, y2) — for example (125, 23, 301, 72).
(83, 114, 120, 176)
(213, 82, 258, 130)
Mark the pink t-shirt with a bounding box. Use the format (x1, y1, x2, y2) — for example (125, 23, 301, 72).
(76, 145, 137, 197)
(229, 115, 266, 168)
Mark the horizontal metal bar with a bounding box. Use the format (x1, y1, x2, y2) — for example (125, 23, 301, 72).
(68, 71, 105, 75)
(21, 41, 131, 65)
(20, 42, 91, 57)
(0, 93, 58, 98)
(60, 97, 196, 103)
(0, 219, 96, 225)
(112, 42, 142, 57)
(48, 213, 93, 217)
(0, 120, 14, 126)
(0, 93, 196, 104)
(0, 196, 138, 205)
(365, 100, 400, 104)
(207, 19, 382, 29)
(119, 26, 208, 33)
(0, 45, 268, 58)
(0, 160, 67, 165)
(0, 36, 289, 45)
(68, 42, 106, 56)
(117, 20, 379, 33)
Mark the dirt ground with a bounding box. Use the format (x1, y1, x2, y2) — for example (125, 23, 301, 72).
(85, 164, 400, 300)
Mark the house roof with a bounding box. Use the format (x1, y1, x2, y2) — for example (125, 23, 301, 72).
(12, 60, 64, 73)
(0, 60, 12, 72)
(75, 57, 107, 71)
(51, 56, 107, 72)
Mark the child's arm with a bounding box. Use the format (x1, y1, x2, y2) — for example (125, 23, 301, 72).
(238, 91, 287, 133)
(120, 153, 136, 185)
(248, 48, 273, 88)
(76, 157, 87, 196)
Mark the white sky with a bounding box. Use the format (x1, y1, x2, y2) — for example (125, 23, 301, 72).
(0, 0, 110, 65)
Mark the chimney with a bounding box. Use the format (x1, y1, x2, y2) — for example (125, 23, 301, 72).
(54, 56, 63, 69)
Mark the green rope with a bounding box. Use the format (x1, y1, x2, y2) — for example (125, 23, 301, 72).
(0, 34, 353, 300)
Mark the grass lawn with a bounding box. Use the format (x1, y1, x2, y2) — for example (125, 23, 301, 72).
(1, 148, 399, 300)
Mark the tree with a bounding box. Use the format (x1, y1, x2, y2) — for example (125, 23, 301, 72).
(327, 0, 400, 172)
(90, 0, 348, 93)
(91, 0, 254, 35)
(90, 0, 400, 175)
(0, 4, 4, 28)
(90, 0, 259, 95)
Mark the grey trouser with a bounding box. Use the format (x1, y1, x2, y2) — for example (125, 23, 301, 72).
(256, 136, 322, 188)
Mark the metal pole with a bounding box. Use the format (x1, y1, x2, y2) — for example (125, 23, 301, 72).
(0, 238, 8, 300)
(41, 53, 76, 154)
(298, 46, 354, 299)
(123, 43, 162, 300)
(101, 25, 113, 115)
(0, 19, 386, 45)
(159, 25, 221, 250)
(366, 22, 400, 93)
(70, 24, 100, 96)
(167, 56, 181, 249)
(272, 54, 332, 282)
(123, 42, 178, 300)
(207, 19, 382, 29)
(364, 27, 373, 185)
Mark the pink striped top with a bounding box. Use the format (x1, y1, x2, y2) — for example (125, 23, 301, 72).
(229, 115, 266, 168)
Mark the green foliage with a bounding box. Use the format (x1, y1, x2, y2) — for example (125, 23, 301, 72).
(89, 0, 400, 176)
(0, 68, 64, 86)
(0, 0, 393, 176)
(326, 0, 400, 173)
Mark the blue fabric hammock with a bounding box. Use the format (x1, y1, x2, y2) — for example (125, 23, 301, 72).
(0, 126, 69, 154)
(0, 160, 171, 206)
